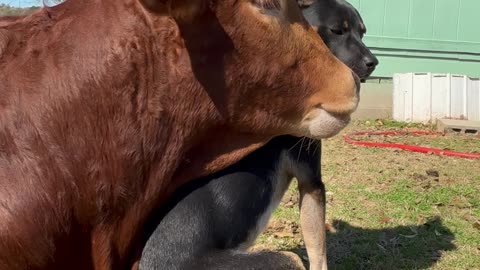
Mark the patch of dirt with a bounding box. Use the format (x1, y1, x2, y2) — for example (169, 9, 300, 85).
(426, 169, 440, 178)
(264, 219, 301, 239)
(281, 193, 299, 209)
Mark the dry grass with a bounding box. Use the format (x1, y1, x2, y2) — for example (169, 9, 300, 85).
(254, 120, 480, 270)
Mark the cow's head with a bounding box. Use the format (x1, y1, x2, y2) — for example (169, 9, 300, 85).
(141, 0, 359, 139)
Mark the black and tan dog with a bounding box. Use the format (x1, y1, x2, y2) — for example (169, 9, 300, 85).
(140, 1, 378, 269)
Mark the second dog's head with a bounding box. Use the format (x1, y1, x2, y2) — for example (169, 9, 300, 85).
(301, 0, 378, 81)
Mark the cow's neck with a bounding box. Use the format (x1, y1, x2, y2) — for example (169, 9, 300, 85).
(103, 4, 239, 265)
(110, 7, 276, 266)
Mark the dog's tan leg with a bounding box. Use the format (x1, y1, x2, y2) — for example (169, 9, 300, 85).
(183, 250, 306, 270)
(298, 180, 327, 270)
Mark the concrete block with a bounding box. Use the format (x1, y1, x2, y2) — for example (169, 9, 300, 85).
(436, 119, 480, 135)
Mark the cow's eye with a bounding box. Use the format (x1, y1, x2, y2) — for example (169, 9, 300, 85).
(330, 28, 344, 35)
(253, 0, 282, 13)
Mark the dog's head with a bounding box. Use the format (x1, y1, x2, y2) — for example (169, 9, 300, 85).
(300, 0, 378, 81)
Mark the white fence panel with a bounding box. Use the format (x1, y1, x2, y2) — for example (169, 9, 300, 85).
(467, 78, 480, 120)
(393, 73, 480, 122)
(450, 75, 466, 119)
(431, 74, 449, 120)
(412, 73, 432, 122)
(393, 73, 413, 121)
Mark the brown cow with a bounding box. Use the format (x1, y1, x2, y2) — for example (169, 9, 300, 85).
(0, 0, 358, 269)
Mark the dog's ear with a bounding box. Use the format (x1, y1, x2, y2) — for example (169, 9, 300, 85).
(297, 0, 315, 8)
(140, 0, 208, 23)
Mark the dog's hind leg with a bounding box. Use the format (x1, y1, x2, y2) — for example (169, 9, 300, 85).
(184, 250, 306, 270)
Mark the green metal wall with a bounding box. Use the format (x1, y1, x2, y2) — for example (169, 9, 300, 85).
(348, 0, 480, 78)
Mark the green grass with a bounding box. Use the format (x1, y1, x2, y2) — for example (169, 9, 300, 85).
(254, 120, 480, 270)
(363, 119, 435, 130)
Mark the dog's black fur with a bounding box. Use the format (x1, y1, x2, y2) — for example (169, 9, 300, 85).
(303, 0, 377, 80)
(140, 1, 378, 269)
(141, 135, 322, 269)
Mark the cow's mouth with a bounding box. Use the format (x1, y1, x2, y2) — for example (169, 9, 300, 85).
(300, 108, 351, 139)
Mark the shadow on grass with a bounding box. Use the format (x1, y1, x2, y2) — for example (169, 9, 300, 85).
(290, 216, 456, 270)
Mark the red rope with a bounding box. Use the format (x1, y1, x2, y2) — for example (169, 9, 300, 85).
(344, 131, 480, 159)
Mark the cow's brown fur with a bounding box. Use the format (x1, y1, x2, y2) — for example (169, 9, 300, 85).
(0, 0, 357, 269)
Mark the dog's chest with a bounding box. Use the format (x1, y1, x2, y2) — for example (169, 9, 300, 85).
(235, 151, 296, 251)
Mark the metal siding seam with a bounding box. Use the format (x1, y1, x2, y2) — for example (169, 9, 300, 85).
(455, 0, 462, 41)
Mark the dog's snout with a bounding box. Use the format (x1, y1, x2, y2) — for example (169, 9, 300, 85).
(364, 55, 379, 69)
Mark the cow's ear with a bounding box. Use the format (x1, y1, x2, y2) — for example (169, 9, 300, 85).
(140, 0, 207, 23)
(297, 0, 315, 8)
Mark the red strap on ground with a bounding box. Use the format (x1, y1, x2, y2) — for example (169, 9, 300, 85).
(344, 131, 480, 159)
